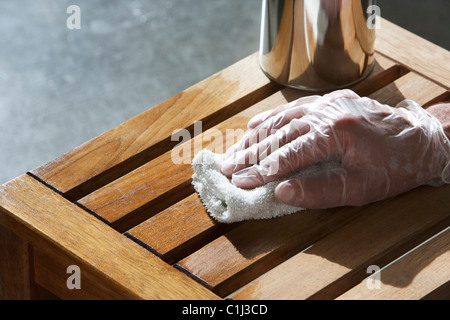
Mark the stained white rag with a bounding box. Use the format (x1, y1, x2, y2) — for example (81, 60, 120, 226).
(191, 149, 303, 223)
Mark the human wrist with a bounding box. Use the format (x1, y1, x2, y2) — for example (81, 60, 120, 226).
(427, 103, 450, 139)
(426, 103, 450, 184)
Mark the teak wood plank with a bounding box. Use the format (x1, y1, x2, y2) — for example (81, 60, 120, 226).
(177, 205, 366, 297)
(337, 227, 450, 300)
(126, 193, 242, 265)
(30, 53, 280, 200)
(376, 18, 450, 90)
(370, 71, 448, 108)
(0, 174, 218, 300)
(78, 54, 400, 231)
(230, 185, 450, 300)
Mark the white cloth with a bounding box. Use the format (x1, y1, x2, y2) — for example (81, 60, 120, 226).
(191, 149, 302, 223)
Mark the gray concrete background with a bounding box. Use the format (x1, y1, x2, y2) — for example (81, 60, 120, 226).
(1, 0, 449, 184)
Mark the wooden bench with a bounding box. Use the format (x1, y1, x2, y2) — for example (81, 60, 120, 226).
(1, 18, 449, 300)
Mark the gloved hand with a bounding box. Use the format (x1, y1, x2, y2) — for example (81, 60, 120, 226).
(221, 89, 450, 209)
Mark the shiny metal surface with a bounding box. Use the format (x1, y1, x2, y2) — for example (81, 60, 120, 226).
(260, 0, 376, 91)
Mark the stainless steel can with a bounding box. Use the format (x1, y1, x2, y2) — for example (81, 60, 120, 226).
(260, 0, 376, 91)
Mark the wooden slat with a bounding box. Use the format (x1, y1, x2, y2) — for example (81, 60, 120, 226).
(230, 185, 450, 300)
(126, 193, 234, 265)
(376, 18, 450, 90)
(370, 71, 448, 107)
(337, 227, 450, 300)
(30, 53, 281, 201)
(78, 54, 401, 232)
(177, 205, 366, 297)
(0, 174, 219, 300)
(421, 281, 450, 300)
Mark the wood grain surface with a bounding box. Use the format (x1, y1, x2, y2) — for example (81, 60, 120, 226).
(337, 227, 450, 300)
(1, 18, 449, 300)
(376, 18, 450, 90)
(230, 185, 450, 300)
(0, 174, 218, 300)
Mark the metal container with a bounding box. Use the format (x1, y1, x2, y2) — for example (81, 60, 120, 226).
(260, 0, 376, 91)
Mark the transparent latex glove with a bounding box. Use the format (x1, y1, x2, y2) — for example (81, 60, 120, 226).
(221, 89, 450, 209)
